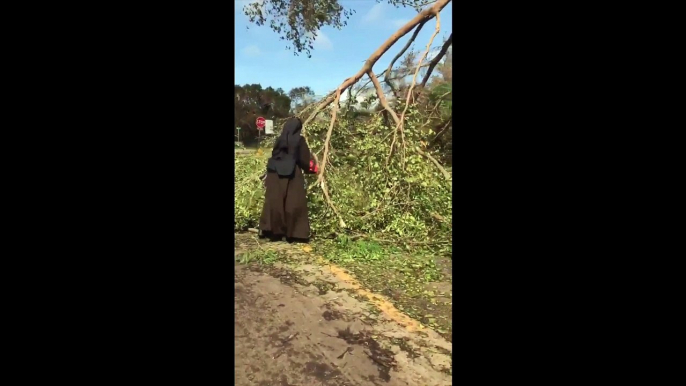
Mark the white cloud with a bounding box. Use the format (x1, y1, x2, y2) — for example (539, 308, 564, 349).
(305, 31, 333, 51)
(391, 19, 410, 28)
(362, 3, 384, 23)
(242, 45, 262, 57)
(313, 31, 333, 50)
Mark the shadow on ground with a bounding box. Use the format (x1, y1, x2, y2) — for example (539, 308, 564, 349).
(235, 233, 453, 385)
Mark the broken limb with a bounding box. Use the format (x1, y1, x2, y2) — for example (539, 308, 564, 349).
(303, 0, 451, 126)
(394, 13, 441, 167)
(418, 148, 451, 182)
(384, 20, 427, 99)
(420, 32, 453, 89)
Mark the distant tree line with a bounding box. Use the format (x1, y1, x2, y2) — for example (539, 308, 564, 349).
(235, 84, 320, 143)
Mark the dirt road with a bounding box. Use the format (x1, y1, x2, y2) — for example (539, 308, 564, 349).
(235, 236, 452, 385)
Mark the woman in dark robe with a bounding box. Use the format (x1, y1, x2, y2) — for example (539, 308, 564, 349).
(259, 117, 317, 242)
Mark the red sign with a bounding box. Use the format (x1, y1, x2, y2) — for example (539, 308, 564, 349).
(256, 117, 266, 130)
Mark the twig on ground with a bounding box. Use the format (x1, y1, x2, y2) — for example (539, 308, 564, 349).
(337, 347, 353, 359)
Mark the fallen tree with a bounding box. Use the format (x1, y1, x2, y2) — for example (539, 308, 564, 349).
(237, 0, 453, 245)
(235, 113, 452, 246)
(298, 0, 452, 228)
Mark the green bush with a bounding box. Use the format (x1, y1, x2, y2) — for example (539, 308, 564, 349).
(234, 151, 270, 230)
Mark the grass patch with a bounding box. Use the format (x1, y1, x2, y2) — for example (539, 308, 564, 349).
(319, 235, 443, 283)
(312, 235, 453, 341)
(236, 249, 280, 265)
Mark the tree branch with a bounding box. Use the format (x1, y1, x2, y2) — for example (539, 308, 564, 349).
(368, 70, 404, 165)
(420, 32, 452, 88)
(303, 0, 451, 128)
(394, 0, 438, 9)
(418, 149, 451, 182)
(316, 88, 341, 186)
(394, 12, 441, 167)
(315, 88, 347, 228)
(300, 90, 336, 127)
(368, 70, 401, 126)
(384, 20, 426, 99)
(428, 117, 452, 147)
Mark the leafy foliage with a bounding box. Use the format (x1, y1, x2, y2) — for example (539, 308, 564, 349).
(235, 151, 271, 230)
(243, 0, 355, 58)
(242, 0, 448, 57)
(234, 110, 452, 249)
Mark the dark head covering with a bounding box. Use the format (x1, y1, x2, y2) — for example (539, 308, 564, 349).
(267, 117, 302, 176)
(272, 117, 302, 157)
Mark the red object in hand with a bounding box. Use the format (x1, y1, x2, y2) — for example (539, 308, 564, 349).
(309, 160, 319, 173)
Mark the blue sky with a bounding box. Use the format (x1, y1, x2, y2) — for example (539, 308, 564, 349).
(235, 0, 452, 98)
